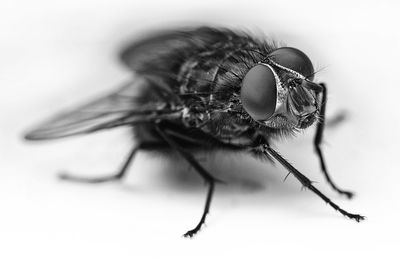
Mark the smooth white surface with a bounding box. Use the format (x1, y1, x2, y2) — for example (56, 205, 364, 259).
(1, 0, 399, 266)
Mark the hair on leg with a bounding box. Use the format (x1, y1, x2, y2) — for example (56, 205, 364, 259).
(260, 144, 364, 221)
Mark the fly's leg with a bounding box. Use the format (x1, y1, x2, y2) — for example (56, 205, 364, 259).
(155, 124, 223, 238)
(59, 143, 164, 183)
(325, 110, 347, 128)
(261, 144, 364, 221)
(314, 83, 354, 199)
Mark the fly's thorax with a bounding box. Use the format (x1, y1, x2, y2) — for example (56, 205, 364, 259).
(240, 47, 322, 130)
(176, 42, 265, 95)
(176, 41, 267, 138)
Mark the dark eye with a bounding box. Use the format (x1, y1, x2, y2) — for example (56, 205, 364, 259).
(269, 47, 314, 80)
(240, 64, 277, 121)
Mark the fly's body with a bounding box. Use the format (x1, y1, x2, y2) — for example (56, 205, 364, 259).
(126, 28, 281, 147)
(25, 27, 364, 237)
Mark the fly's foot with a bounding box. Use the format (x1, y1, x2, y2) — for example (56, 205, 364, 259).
(326, 181, 355, 199)
(59, 172, 123, 183)
(340, 190, 354, 199)
(333, 202, 365, 222)
(183, 227, 202, 238)
(346, 213, 365, 222)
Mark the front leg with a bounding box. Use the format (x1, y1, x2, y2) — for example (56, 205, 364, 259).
(314, 83, 354, 198)
(253, 144, 365, 222)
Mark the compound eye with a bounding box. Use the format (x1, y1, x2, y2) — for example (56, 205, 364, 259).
(240, 64, 277, 121)
(269, 47, 314, 80)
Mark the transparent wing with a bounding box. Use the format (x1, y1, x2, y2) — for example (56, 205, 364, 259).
(24, 78, 181, 140)
(25, 27, 232, 141)
(119, 26, 236, 74)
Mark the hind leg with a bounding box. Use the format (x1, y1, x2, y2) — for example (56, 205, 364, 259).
(59, 142, 166, 183)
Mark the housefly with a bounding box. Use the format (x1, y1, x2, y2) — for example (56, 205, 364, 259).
(24, 26, 365, 237)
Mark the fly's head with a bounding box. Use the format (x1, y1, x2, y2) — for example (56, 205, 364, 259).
(240, 47, 323, 130)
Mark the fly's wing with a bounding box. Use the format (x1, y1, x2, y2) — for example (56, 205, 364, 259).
(25, 27, 234, 141)
(119, 26, 257, 100)
(119, 27, 236, 78)
(24, 78, 181, 141)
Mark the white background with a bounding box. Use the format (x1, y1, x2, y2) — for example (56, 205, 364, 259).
(1, 0, 399, 266)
